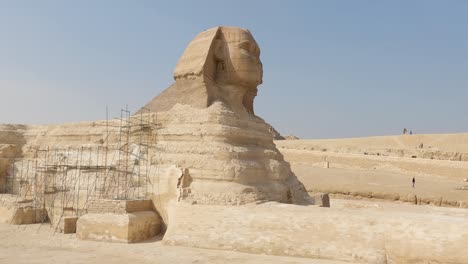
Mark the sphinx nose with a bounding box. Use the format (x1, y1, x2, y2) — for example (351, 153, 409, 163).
(258, 62, 263, 83)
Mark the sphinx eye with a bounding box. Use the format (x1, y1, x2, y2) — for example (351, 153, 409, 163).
(254, 46, 260, 57)
(239, 41, 252, 51)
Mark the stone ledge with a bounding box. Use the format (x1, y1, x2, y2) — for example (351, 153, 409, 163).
(87, 199, 154, 214)
(163, 203, 468, 264)
(76, 211, 161, 243)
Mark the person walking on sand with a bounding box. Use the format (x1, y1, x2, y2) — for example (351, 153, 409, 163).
(412, 177, 415, 188)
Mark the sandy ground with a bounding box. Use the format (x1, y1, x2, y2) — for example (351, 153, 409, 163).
(0, 223, 347, 264)
(276, 134, 468, 207)
(1, 199, 466, 264)
(296, 166, 468, 205)
(331, 198, 468, 218)
(276, 133, 468, 154)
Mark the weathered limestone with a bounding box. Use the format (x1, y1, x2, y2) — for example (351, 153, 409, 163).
(77, 211, 160, 243)
(9, 207, 47, 225)
(149, 103, 311, 214)
(0, 144, 20, 192)
(139, 27, 262, 115)
(86, 199, 154, 214)
(0, 206, 47, 225)
(0, 195, 47, 225)
(56, 216, 78, 234)
(312, 193, 330, 207)
(163, 203, 468, 264)
(138, 26, 311, 215)
(76, 199, 161, 243)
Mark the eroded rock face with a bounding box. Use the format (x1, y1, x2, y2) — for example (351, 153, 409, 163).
(152, 103, 311, 209)
(163, 203, 468, 264)
(138, 26, 262, 116)
(138, 27, 311, 208)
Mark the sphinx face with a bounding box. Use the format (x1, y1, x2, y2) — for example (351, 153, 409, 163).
(217, 29, 263, 88)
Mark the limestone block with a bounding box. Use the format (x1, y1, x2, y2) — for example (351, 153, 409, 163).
(459, 201, 468, 208)
(462, 154, 468, 162)
(313, 193, 330, 207)
(0, 205, 16, 223)
(87, 199, 154, 214)
(323, 161, 329, 168)
(0, 144, 18, 192)
(163, 203, 468, 264)
(87, 199, 127, 214)
(56, 216, 78, 234)
(125, 200, 153, 213)
(9, 207, 47, 225)
(76, 211, 161, 243)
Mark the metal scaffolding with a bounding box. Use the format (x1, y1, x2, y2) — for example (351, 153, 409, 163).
(1, 105, 157, 233)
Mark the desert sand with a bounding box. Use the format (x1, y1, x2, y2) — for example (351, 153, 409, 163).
(276, 133, 468, 208)
(0, 198, 466, 264)
(0, 222, 347, 264)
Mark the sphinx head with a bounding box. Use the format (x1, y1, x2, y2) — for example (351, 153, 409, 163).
(173, 26, 263, 114)
(214, 27, 263, 88)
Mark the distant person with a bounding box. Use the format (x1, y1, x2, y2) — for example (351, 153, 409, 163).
(403, 128, 408, 135)
(410, 130, 413, 135)
(412, 177, 415, 188)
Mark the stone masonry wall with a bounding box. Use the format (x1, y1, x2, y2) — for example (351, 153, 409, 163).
(87, 199, 153, 214)
(125, 200, 153, 213)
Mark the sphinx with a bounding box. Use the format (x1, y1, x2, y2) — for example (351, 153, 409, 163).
(138, 27, 312, 213)
(138, 26, 262, 115)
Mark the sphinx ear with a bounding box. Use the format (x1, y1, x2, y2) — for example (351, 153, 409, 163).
(213, 39, 225, 61)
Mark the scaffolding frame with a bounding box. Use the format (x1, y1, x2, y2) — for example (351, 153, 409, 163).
(1, 106, 157, 233)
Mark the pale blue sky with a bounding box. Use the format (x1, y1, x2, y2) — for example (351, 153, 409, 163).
(1, 1, 467, 138)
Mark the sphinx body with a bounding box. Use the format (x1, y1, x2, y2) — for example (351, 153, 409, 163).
(139, 27, 311, 212)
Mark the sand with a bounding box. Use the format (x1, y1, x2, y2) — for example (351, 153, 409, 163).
(1, 198, 466, 264)
(0, 223, 347, 264)
(276, 133, 468, 207)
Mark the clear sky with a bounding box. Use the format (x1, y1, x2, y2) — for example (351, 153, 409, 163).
(1, 1, 467, 139)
